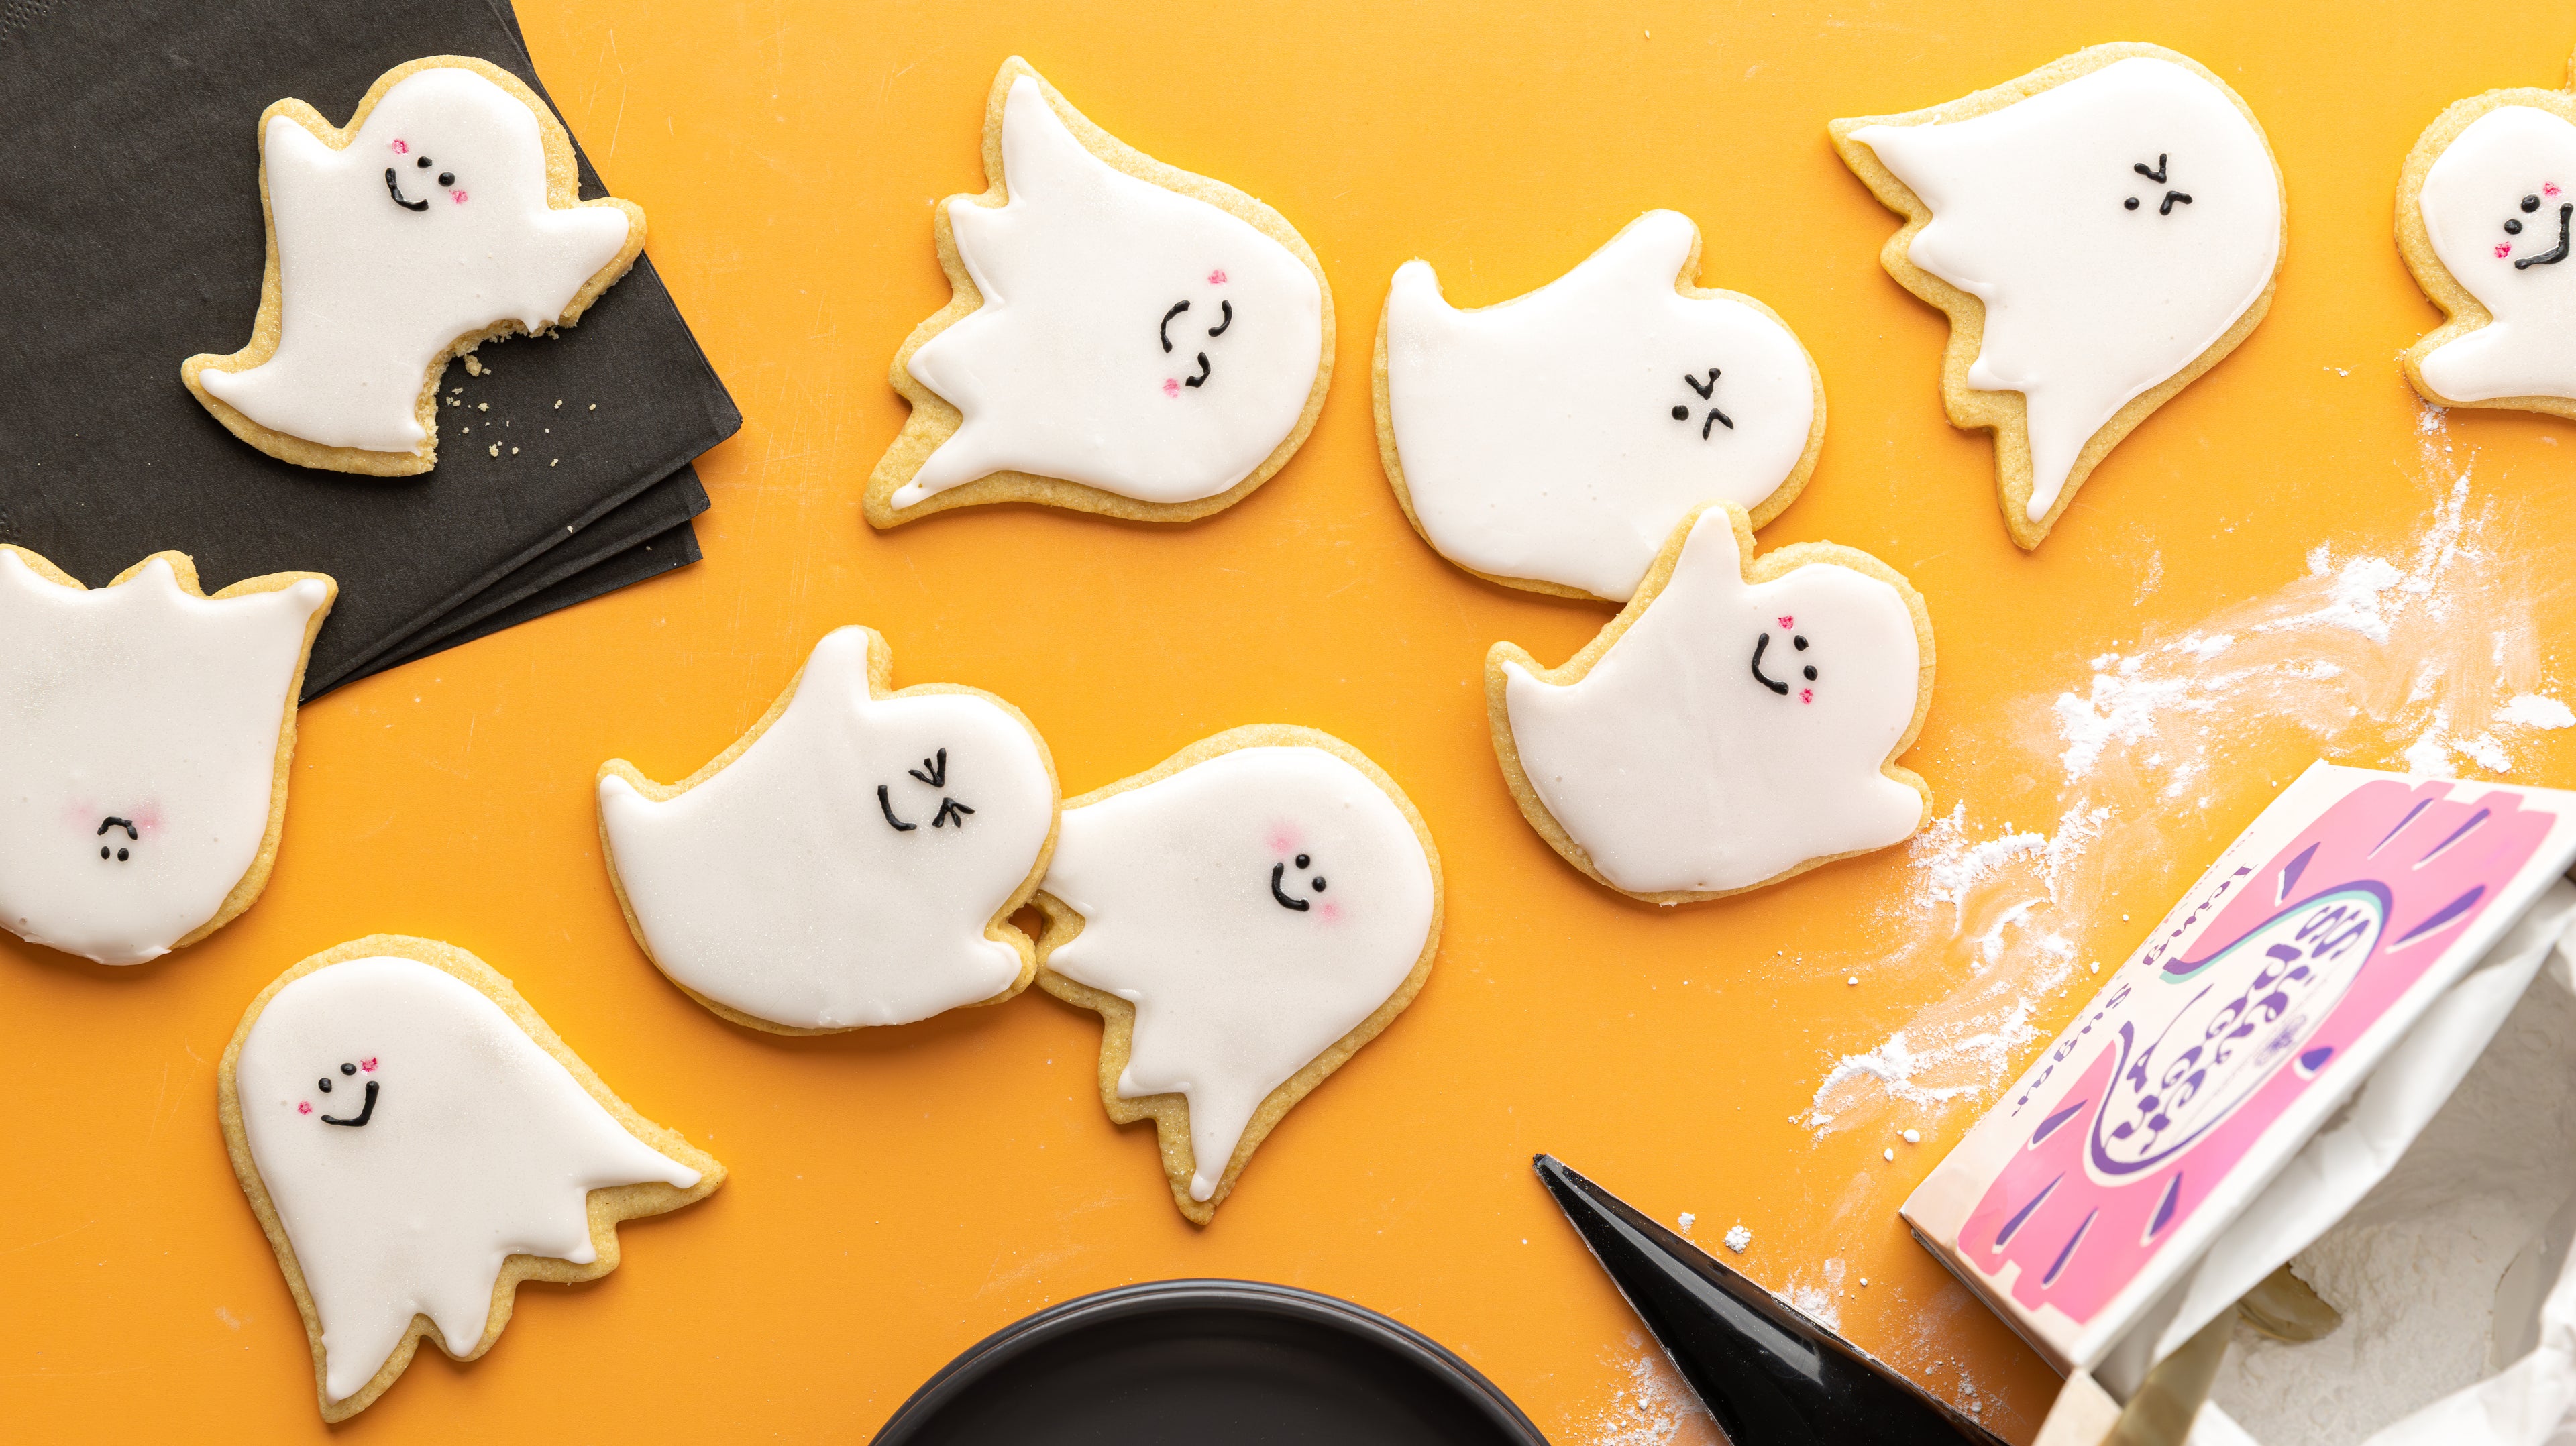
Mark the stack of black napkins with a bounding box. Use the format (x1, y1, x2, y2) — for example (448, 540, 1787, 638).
(0, 0, 740, 697)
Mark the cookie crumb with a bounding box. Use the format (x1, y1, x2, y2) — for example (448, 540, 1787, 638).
(550, 459, 559, 467)
(510, 446, 519, 455)
(553, 399, 564, 410)
(487, 443, 500, 457)
(588, 403, 597, 410)
(478, 402, 489, 412)
(463, 355, 482, 376)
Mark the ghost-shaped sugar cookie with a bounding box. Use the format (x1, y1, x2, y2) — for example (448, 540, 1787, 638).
(182, 57, 645, 476)
(1831, 44, 2284, 549)
(218, 936, 722, 1421)
(868, 58, 1333, 526)
(0, 545, 333, 965)
(596, 626, 1057, 1032)
(2400, 54, 2576, 416)
(1034, 728, 1441, 1223)
(1489, 504, 1933, 903)
(1377, 210, 1825, 602)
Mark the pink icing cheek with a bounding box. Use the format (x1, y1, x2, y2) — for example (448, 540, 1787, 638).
(1265, 823, 1304, 855)
(1318, 901, 1342, 922)
(297, 1101, 313, 1115)
(1162, 378, 1181, 398)
(449, 190, 468, 205)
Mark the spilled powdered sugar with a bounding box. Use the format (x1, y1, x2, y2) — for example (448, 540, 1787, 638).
(1570, 1337, 1721, 1446)
(1805, 421, 2574, 1145)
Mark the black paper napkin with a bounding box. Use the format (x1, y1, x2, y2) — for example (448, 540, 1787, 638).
(0, 0, 741, 696)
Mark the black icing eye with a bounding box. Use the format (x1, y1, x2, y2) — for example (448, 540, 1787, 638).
(1792, 635, 1808, 651)
(340, 1062, 357, 1076)
(1312, 877, 1327, 892)
(2525, 194, 2543, 213)
(317, 1077, 332, 1093)
(117, 848, 129, 861)
(417, 155, 433, 169)
(2508, 219, 2524, 235)
(2124, 197, 2141, 211)
(1804, 665, 1818, 681)
(1294, 854, 1309, 869)
(1670, 405, 1690, 420)
(437, 172, 455, 188)
(98, 846, 109, 859)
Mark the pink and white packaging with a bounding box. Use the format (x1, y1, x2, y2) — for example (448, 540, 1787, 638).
(1901, 761, 2576, 1441)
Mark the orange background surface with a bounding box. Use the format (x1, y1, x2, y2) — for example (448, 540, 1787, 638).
(11, 1, 2576, 1441)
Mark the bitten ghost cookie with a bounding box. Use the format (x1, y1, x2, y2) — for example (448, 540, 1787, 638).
(1831, 45, 2284, 549)
(217, 935, 722, 1421)
(2400, 52, 2576, 415)
(1034, 727, 1441, 1223)
(1377, 210, 1825, 602)
(182, 56, 645, 476)
(0, 546, 333, 964)
(867, 58, 1333, 526)
(1488, 504, 1933, 904)
(596, 626, 1057, 1032)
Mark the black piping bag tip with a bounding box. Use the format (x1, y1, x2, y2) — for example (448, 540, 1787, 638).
(1532, 1154, 2006, 1446)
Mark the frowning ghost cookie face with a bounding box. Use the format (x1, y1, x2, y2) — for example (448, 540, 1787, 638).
(1035, 734, 1440, 1221)
(1837, 50, 2282, 545)
(1491, 505, 1932, 901)
(184, 60, 641, 471)
(2413, 106, 2576, 404)
(872, 62, 1330, 522)
(596, 626, 1057, 1031)
(227, 947, 716, 1417)
(1382, 209, 1822, 602)
(0, 547, 331, 964)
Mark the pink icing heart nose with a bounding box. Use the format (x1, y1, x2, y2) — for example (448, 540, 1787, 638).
(1801, 687, 1813, 705)
(360, 1058, 378, 1072)
(1777, 615, 1794, 628)
(390, 139, 409, 155)
(449, 190, 468, 205)
(1162, 378, 1181, 397)
(2500, 243, 2516, 259)
(297, 1101, 313, 1115)
(1207, 269, 1227, 284)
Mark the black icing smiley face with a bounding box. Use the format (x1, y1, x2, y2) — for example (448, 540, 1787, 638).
(298, 1057, 381, 1126)
(2496, 186, 2571, 268)
(95, 816, 136, 863)
(1270, 852, 1327, 912)
(2122, 153, 2192, 216)
(1749, 614, 1819, 706)
(1158, 270, 1235, 396)
(384, 138, 466, 212)
(1670, 368, 1734, 439)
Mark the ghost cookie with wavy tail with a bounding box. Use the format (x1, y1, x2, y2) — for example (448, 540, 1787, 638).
(2400, 51, 2576, 417)
(1489, 504, 1933, 905)
(0, 545, 333, 965)
(596, 626, 1057, 1033)
(218, 935, 722, 1421)
(1377, 209, 1825, 602)
(1034, 727, 1440, 1223)
(183, 56, 645, 475)
(1831, 44, 2284, 548)
(869, 59, 1332, 526)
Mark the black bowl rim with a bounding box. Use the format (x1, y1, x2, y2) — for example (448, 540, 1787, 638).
(869, 1277, 1548, 1445)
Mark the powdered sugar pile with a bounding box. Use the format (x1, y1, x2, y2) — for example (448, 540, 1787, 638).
(1805, 429, 2572, 1146)
(2208, 971, 2576, 1443)
(1572, 1338, 1721, 1446)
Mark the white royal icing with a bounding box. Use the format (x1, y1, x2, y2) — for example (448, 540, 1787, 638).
(598, 628, 1055, 1030)
(1384, 211, 1819, 601)
(199, 66, 631, 454)
(236, 956, 699, 1403)
(1042, 745, 1436, 1202)
(897, 74, 1326, 508)
(1852, 56, 2280, 520)
(0, 553, 325, 964)
(2419, 106, 2576, 402)
(1501, 510, 1923, 895)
